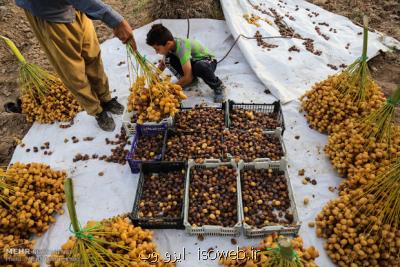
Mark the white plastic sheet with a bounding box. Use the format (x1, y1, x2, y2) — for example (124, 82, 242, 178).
(9, 14, 395, 266)
(220, 0, 400, 103)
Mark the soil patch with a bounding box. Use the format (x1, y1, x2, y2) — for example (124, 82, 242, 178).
(308, 0, 400, 41)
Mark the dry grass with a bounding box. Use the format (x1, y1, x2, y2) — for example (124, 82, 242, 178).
(149, 0, 224, 20)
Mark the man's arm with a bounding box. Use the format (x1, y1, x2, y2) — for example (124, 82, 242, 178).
(66, 0, 123, 28)
(176, 60, 193, 87)
(66, 0, 135, 46)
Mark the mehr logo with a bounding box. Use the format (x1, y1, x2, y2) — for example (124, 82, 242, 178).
(6, 248, 31, 255)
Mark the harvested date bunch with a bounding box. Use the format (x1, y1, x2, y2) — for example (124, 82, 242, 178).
(220, 233, 319, 266)
(127, 75, 187, 124)
(241, 168, 294, 227)
(164, 130, 223, 162)
(0, 162, 66, 237)
(130, 112, 138, 124)
(174, 105, 225, 132)
(189, 166, 238, 227)
(300, 75, 384, 133)
(0, 36, 82, 124)
(316, 190, 400, 266)
(138, 170, 185, 218)
(229, 108, 280, 130)
(20, 77, 82, 124)
(300, 19, 385, 134)
(325, 119, 400, 190)
(129, 111, 163, 125)
(48, 215, 174, 267)
(132, 133, 164, 161)
(222, 128, 284, 161)
(0, 234, 39, 266)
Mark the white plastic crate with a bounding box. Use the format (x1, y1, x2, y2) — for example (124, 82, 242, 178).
(224, 128, 287, 162)
(183, 159, 242, 236)
(122, 107, 173, 136)
(238, 159, 301, 238)
(172, 102, 229, 131)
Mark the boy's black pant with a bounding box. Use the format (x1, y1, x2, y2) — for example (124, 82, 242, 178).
(165, 53, 222, 90)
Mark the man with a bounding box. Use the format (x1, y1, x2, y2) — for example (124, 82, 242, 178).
(15, 0, 137, 131)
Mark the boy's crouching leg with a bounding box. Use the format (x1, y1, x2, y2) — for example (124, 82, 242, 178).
(192, 60, 226, 102)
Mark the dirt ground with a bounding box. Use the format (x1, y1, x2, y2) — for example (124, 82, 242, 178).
(0, 0, 399, 165)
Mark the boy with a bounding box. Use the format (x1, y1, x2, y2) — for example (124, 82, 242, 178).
(146, 24, 226, 103)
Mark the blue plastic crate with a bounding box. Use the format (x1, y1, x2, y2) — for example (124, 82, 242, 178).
(126, 124, 167, 173)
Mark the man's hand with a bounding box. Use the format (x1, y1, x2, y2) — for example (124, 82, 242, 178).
(113, 20, 135, 46)
(127, 38, 137, 52)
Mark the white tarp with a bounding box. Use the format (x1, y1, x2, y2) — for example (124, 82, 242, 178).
(10, 14, 393, 266)
(220, 0, 400, 103)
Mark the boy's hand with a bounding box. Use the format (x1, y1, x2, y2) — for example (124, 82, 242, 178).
(176, 61, 193, 87)
(158, 60, 166, 71)
(114, 20, 135, 46)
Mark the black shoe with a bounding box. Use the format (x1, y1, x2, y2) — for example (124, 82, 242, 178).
(4, 99, 22, 113)
(101, 97, 124, 115)
(95, 110, 115, 132)
(214, 84, 226, 103)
